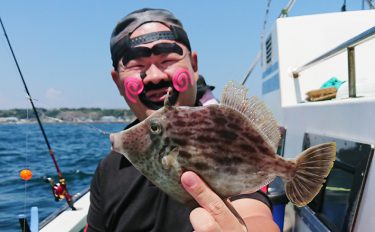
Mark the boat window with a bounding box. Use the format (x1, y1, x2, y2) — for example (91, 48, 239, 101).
(302, 133, 374, 232)
(265, 35, 272, 65)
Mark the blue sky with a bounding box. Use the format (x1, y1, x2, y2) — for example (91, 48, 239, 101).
(0, 1, 367, 109)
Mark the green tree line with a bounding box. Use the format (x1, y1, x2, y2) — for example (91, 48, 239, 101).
(0, 108, 134, 121)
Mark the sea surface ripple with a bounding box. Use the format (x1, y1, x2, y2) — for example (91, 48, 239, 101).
(0, 123, 125, 232)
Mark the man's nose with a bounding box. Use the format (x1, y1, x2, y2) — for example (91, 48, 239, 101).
(142, 64, 169, 85)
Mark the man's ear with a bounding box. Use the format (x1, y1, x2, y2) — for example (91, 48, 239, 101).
(111, 70, 124, 96)
(190, 51, 199, 82)
(191, 51, 198, 73)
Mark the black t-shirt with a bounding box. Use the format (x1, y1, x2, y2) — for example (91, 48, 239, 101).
(87, 77, 272, 231)
(87, 150, 194, 232)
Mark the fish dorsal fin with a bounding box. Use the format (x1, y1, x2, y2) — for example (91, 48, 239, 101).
(220, 81, 281, 152)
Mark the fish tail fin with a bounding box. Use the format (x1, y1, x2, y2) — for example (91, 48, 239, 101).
(285, 142, 336, 207)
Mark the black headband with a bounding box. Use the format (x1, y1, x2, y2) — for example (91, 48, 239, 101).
(111, 25, 191, 69)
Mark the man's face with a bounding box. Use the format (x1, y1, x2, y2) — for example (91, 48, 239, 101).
(112, 22, 199, 121)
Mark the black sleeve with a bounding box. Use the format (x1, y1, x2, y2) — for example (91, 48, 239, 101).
(229, 191, 272, 211)
(86, 160, 105, 232)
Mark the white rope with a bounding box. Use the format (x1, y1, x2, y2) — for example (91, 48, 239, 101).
(22, 108, 30, 226)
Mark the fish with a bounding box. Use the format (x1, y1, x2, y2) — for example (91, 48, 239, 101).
(110, 81, 336, 207)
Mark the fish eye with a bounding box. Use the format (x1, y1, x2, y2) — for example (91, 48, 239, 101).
(149, 120, 162, 134)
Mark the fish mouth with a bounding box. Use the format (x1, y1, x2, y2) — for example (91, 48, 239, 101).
(109, 133, 118, 151)
(110, 133, 130, 161)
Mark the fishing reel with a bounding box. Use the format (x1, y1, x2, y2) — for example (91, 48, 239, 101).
(45, 177, 76, 210)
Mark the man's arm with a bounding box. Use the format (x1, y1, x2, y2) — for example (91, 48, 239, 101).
(232, 198, 280, 232)
(181, 171, 279, 232)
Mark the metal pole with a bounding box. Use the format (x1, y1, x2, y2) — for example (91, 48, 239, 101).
(241, 52, 261, 85)
(347, 47, 356, 98)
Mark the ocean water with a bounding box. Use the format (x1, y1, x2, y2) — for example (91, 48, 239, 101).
(0, 123, 125, 232)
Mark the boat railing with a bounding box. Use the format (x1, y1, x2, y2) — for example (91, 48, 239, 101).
(39, 187, 90, 230)
(292, 26, 375, 98)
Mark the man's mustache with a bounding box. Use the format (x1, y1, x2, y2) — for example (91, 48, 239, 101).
(143, 80, 172, 92)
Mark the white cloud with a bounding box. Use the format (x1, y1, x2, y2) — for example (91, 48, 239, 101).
(45, 88, 62, 100)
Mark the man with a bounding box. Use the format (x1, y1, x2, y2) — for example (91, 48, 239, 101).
(87, 8, 279, 232)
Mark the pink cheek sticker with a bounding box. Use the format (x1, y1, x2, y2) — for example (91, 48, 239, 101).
(172, 68, 193, 92)
(123, 77, 144, 103)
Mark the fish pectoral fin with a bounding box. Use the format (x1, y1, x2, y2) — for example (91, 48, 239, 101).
(161, 147, 179, 170)
(161, 155, 174, 169)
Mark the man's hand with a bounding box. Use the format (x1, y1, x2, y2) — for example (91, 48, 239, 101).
(181, 171, 247, 232)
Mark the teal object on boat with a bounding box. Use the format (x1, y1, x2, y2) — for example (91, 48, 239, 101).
(320, 77, 345, 90)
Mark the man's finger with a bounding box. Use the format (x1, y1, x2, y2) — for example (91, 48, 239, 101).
(190, 207, 221, 232)
(181, 171, 238, 227)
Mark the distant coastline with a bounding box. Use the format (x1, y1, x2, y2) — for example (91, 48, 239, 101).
(0, 108, 135, 124)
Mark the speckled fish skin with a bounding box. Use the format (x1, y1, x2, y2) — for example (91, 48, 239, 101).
(111, 82, 336, 207)
(113, 105, 286, 203)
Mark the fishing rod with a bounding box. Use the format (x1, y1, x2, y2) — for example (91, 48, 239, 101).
(0, 17, 76, 210)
